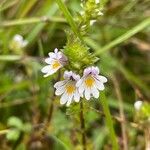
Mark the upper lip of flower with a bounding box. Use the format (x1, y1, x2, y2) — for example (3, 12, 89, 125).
(64, 71, 80, 81)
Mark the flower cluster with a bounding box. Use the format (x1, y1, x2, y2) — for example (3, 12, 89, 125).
(79, 0, 103, 34)
(41, 49, 107, 106)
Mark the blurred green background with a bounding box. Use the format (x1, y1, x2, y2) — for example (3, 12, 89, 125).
(0, 0, 150, 150)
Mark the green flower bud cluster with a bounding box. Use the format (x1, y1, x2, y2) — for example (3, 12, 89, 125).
(78, 0, 103, 35)
(63, 31, 97, 71)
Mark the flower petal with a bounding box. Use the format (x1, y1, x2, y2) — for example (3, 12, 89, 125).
(78, 83, 84, 94)
(76, 78, 83, 87)
(43, 73, 52, 77)
(95, 80, 105, 91)
(54, 48, 58, 53)
(96, 75, 107, 83)
(85, 88, 91, 100)
(63, 71, 70, 79)
(55, 86, 65, 96)
(74, 90, 80, 102)
(66, 94, 74, 106)
(92, 66, 99, 74)
(91, 87, 99, 98)
(60, 92, 68, 105)
(44, 68, 58, 77)
(45, 58, 54, 64)
(48, 52, 55, 58)
(84, 67, 91, 76)
(54, 80, 67, 88)
(41, 65, 51, 73)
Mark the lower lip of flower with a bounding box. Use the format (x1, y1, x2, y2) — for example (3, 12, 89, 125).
(52, 60, 61, 69)
(85, 76, 95, 88)
(66, 84, 75, 94)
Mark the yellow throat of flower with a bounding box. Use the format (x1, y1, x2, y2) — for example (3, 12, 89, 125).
(85, 76, 95, 88)
(66, 83, 75, 94)
(52, 60, 61, 69)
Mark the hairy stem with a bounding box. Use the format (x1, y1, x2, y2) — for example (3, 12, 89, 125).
(80, 101, 87, 150)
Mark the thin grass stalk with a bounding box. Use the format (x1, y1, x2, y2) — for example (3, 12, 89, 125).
(101, 92, 119, 150)
(112, 75, 128, 150)
(95, 17, 150, 56)
(0, 17, 66, 27)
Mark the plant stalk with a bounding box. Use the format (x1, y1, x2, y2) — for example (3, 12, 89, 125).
(101, 92, 119, 150)
(145, 127, 150, 150)
(80, 101, 87, 150)
(112, 75, 128, 150)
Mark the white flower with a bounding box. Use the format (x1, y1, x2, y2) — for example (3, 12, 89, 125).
(41, 48, 68, 77)
(134, 100, 143, 111)
(54, 71, 81, 106)
(13, 34, 28, 48)
(76, 66, 107, 100)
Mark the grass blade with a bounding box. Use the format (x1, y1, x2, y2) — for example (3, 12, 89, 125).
(95, 17, 150, 56)
(101, 92, 119, 150)
(0, 17, 65, 27)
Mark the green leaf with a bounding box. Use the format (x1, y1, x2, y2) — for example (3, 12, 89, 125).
(52, 135, 69, 150)
(6, 129, 20, 141)
(7, 116, 23, 130)
(44, 135, 70, 150)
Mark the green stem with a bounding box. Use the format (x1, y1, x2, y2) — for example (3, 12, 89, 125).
(95, 17, 150, 56)
(80, 101, 87, 150)
(0, 55, 22, 61)
(0, 17, 66, 27)
(101, 92, 119, 150)
(55, 0, 83, 41)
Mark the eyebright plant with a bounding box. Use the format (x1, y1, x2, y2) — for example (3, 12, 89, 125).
(41, 47, 107, 106)
(41, 0, 107, 106)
